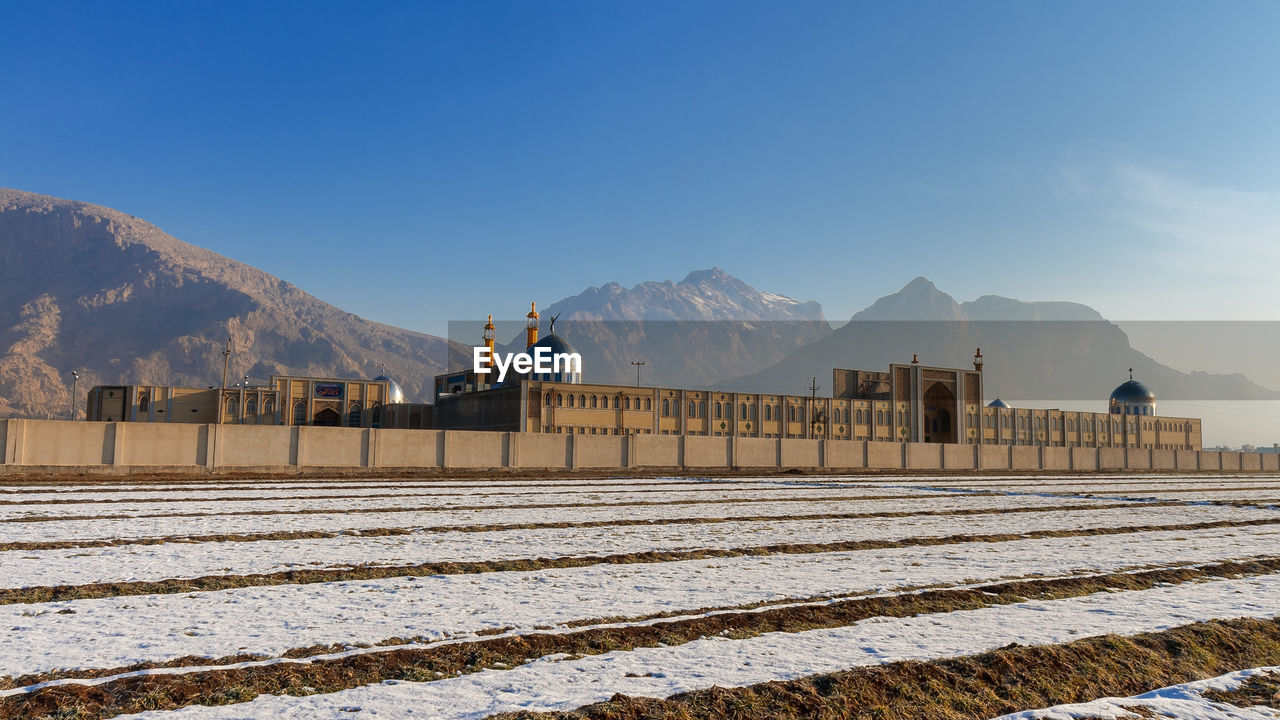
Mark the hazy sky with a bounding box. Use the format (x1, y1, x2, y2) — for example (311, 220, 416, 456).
(3, 1, 1278, 336)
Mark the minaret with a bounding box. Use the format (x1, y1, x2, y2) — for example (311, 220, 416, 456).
(482, 314, 496, 371)
(526, 302, 540, 347)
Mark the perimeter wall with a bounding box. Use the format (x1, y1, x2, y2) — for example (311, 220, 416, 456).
(2, 419, 1276, 474)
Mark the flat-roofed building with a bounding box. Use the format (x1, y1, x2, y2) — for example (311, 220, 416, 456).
(86, 374, 434, 429)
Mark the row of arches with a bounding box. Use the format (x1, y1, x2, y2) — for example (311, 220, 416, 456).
(545, 392, 651, 411)
(224, 396, 277, 422)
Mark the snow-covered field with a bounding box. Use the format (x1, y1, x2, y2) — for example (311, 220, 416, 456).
(3, 472, 1279, 720)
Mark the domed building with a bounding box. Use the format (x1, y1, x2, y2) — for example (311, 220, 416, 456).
(523, 331, 582, 384)
(373, 373, 405, 404)
(987, 398, 1011, 409)
(1109, 370, 1157, 416)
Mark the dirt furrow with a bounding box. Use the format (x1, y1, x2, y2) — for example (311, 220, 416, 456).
(0, 501, 1166, 552)
(4, 517, 1279, 606)
(9, 559, 1280, 720)
(499, 617, 1280, 720)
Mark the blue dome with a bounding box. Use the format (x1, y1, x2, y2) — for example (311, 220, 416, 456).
(1109, 377, 1156, 415)
(987, 398, 1011, 408)
(523, 333, 582, 384)
(527, 333, 577, 357)
(373, 374, 405, 404)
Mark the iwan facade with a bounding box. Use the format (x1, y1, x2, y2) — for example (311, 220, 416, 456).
(434, 306, 1202, 451)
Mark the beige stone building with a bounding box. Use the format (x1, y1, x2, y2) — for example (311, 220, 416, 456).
(434, 312, 1201, 451)
(87, 374, 433, 429)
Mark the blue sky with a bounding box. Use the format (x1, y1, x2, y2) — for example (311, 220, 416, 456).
(3, 1, 1279, 336)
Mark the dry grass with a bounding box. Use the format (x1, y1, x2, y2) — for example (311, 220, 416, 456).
(495, 618, 1280, 720)
(1202, 670, 1280, 708)
(0, 501, 1164, 552)
(4, 517, 1279, 606)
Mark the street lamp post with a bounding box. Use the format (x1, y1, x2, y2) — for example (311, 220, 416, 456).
(631, 360, 645, 387)
(69, 370, 79, 420)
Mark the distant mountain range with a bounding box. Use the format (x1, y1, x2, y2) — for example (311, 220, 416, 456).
(492, 268, 833, 387)
(725, 277, 1278, 401)
(1, 187, 1273, 420)
(0, 189, 456, 418)
(548, 268, 824, 322)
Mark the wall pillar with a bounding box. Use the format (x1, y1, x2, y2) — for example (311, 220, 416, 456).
(206, 423, 220, 468)
(293, 425, 305, 467)
(111, 422, 125, 466)
(8, 419, 25, 465)
(505, 432, 518, 468)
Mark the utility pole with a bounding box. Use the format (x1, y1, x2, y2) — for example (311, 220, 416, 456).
(221, 337, 231, 389)
(70, 370, 79, 420)
(631, 360, 646, 387)
(808, 377, 819, 438)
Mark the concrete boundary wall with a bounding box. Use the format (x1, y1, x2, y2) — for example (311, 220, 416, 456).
(1, 418, 1275, 475)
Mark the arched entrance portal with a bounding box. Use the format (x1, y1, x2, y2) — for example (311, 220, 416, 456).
(313, 407, 341, 427)
(923, 382, 956, 443)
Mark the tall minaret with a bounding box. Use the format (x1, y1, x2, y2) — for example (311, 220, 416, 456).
(482, 314, 496, 371)
(526, 302, 540, 347)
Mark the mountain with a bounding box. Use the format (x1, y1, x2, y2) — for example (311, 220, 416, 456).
(723, 277, 1279, 401)
(548, 267, 825, 322)
(493, 268, 831, 387)
(0, 188, 456, 418)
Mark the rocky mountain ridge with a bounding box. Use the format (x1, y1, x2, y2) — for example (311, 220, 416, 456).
(0, 188, 455, 417)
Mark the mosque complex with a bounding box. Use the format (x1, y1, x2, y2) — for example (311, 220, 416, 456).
(86, 302, 1202, 452)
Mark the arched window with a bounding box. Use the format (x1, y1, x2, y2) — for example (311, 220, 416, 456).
(798, 407, 805, 423)
(264, 398, 275, 416)
(225, 396, 239, 422)
(750, 404, 757, 421)
(644, 398, 651, 411)
(293, 401, 306, 425)
(714, 403, 722, 420)
(739, 403, 747, 420)
(764, 404, 772, 421)
(348, 403, 362, 427)
(578, 394, 585, 407)
(545, 392, 553, 406)
(556, 393, 563, 406)
(138, 394, 150, 413)
(625, 396, 632, 410)
(591, 395, 598, 409)
(877, 409, 884, 425)
(567, 394, 575, 407)
(788, 405, 796, 422)
(612, 396, 619, 409)
(371, 404, 382, 427)
(699, 401, 707, 418)
(246, 398, 257, 418)
(662, 398, 670, 416)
